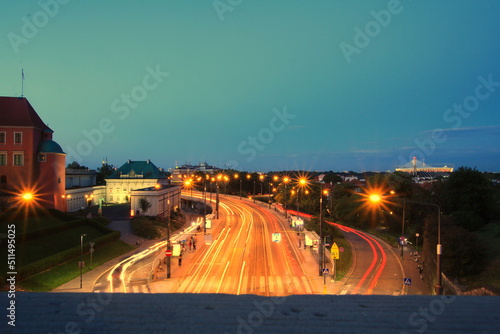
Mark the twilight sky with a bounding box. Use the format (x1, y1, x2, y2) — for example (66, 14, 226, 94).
(1, 0, 499, 172)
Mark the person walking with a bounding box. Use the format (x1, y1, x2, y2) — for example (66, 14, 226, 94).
(178, 253, 182, 266)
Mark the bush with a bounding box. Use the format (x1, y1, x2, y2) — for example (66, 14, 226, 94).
(131, 217, 160, 239)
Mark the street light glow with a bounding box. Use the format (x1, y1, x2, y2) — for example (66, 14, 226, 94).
(22, 193, 33, 200)
(369, 194, 381, 202)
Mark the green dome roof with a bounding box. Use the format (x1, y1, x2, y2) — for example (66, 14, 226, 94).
(38, 140, 65, 154)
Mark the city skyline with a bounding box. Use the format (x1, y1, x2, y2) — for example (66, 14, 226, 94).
(2, 1, 500, 172)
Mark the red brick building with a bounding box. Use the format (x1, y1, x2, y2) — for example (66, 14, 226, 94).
(0, 97, 66, 211)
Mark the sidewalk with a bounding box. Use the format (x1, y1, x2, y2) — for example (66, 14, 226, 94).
(399, 245, 431, 295)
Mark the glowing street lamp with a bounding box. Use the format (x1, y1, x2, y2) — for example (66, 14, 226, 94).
(22, 193, 33, 201)
(296, 177, 308, 221)
(319, 189, 329, 282)
(283, 176, 290, 219)
(234, 174, 241, 200)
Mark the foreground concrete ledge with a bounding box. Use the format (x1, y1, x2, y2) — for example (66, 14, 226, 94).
(2, 293, 499, 333)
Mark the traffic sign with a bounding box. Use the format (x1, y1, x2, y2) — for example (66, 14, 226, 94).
(322, 268, 329, 275)
(331, 242, 339, 260)
(404, 278, 412, 285)
(272, 233, 281, 242)
(339, 247, 344, 253)
(165, 249, 172, 257)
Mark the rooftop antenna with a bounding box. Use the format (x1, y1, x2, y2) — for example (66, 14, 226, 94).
(21, 69, 24, 98)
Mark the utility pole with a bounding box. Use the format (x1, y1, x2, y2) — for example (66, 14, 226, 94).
(167, 199, 171, 279)
(319, 193, 323, 276)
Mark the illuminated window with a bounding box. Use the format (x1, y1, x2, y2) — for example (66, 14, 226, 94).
(38, 154, 46, 162)
(0, 153, 6, 166)
(14, 132, 22, 144)
(13, 153, 23, 166)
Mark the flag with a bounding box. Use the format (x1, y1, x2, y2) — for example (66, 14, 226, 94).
(22, 69, 24, 80)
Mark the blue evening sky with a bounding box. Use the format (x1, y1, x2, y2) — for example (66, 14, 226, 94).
(1, 0, 499, 172)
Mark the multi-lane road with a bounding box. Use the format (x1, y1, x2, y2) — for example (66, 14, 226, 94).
(92, 192, 407, 296)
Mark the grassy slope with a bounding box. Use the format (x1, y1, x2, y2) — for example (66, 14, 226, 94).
(19, 240, 135, 292)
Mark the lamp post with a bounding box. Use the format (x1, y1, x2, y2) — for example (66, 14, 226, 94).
(224, 175, 229, 196)
(204, 180, 207, 235)
(259, 174, 264, 198)
(167, 199, 171, 278)
(319, 189, 328, 276)
(80, 233, 86, 289)
(253, 179, 256, 204)
(268, 182, 272, 209)
(235, 174, 241, 200)
(283, 176, 289, 219)
(216, 175, 221, 219)
(297, 177, 307, 221)
(416, 233, 420, 265)
(401, 199, 406, 260)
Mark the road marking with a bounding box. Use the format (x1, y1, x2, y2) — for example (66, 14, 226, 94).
(260, 276, 265, 291)
(269, 276, 275, 294)
(216, 261, 230, 293)
(340, 290, 348, 295)
(237, 261, 246, 295)
(301, 276, 313, 294)
(277, 276, 283, 295)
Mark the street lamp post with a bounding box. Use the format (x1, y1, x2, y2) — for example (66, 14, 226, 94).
(167, 199, 171, 278)
(283, 176, 289, 219)
(401, 199, 406, 260)
(204, 181, 207, 235)
(235, 174, 241, 200)
(253, 180, 256, 204)
(319, 189, 328, 277)
(80, 233, 86, 289)
(416, 233, 420, 265)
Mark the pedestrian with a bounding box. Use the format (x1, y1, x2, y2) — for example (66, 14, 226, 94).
(189, 240, 192, 250)
(178, 253, 182, 266)
(193, 241, 196, 250)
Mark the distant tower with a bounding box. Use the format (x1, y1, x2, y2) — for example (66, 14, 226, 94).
(413, 157, 417, 175)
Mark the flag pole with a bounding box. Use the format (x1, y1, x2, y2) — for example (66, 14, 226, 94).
(21, 69, 24, 98)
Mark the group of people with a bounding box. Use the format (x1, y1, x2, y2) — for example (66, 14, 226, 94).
(188, 235, 196, 251)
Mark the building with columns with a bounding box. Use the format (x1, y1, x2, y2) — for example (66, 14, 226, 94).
(105, 159, 170, 204)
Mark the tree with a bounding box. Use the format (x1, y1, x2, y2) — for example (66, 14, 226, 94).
(440, 167, 497, 231)
(138, 198, 151, 215)
(97, 164, 115, 185)
(67, 161, 89, 169)
(323, 173, 341, 185)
